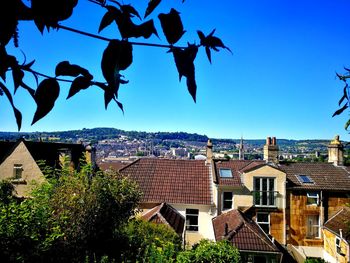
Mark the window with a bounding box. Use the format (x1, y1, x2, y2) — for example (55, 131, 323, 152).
(253, 177, 276, 206)
(222, 192, 233, 210)
(306, 192, 319, 205)
(306, 215, 320, 238)
(186, 209, 199, 231)
(13, 164, 23, 179)
(219, 168, 232, 178)
(297, 174, 314, 184)
(256, 212, 270, 234)
(336, 236, 342, 254)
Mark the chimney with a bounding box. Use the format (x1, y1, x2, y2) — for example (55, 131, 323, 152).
(206, 139, 213, 164)
(263, 136, 279, 163)
(85, 144, 96, 166)
(328, 135, 344, 166)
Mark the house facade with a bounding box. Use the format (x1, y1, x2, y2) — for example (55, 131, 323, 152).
(0, 139, 88, 197)
(112, 136, 350, 261)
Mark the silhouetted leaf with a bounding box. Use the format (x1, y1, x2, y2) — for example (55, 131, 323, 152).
(144, 0, 161, 18)
(116, 99, 124, 113)
(119, 4, 141, 20)
(67, 76, 92, 99)
(197, 29, 232, 63)
(339, 84, 348, 106)
(332, 104, 348, 117)
(12, 67, 24, 93)
(55, 61, 93, 79)
(32, 0, 78, 33)
(19, 81, 35, 99)
(345, 119, 350, 130)
(99, 9, 116, 33)
(101, 40, 132, 95)
(32, 78, 60, 125)
(0, 82, 22, 130)
(22, 60, 36, 70)
(158, 8, 185, 45)
(172, 44, 198, 102)
(0, 46, 17, 81)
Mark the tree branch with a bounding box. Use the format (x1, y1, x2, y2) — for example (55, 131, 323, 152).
(57, 24, 191, 49)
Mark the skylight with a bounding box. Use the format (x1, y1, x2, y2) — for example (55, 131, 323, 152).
(296, 174, 314, 184)
(219, 168, 232, 178)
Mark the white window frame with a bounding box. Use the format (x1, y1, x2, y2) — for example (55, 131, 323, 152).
(253, 177, 276, 207)
(306, 215, 320, 238)
(13, 164, 23, 179)
(306, 192, 319, 206)
(256, 212, 270, 234)
(336, 236, 342, 254)
(222, 192, 233, 211)
(186, 209, 199, 232)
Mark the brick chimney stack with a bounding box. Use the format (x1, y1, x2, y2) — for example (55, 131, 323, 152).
(206, 139, 213, 164)
(264, 136, 279, 163)
(328, 135, 344, 166)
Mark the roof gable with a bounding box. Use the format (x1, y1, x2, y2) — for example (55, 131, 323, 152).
(120, 158, 212, 205)
(141, 203, 185, 235)
(212, 209, 281, 253)
(324, 206, 350, 241)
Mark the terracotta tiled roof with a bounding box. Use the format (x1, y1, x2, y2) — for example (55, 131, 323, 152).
(279, 162, 350, 191)
(214, 160, 264, 186)
(324, 206, 350, 242)
(120, 158, 212, 205)
(98, 161, 129, 172)
(212, 209, 281, 253)
(141, 203, 185, 235)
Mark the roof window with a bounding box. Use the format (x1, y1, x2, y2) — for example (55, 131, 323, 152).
(296, 174, 314, 184)
(219, 168, 232, 178)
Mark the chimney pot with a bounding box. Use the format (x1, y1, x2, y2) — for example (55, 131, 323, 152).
(272, 137, 277, 146)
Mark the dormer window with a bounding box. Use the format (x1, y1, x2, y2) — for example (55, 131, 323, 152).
(296, 174, 314, 184)
(219, 168, 232, 178)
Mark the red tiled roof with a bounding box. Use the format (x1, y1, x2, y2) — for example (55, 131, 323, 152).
(279, 162, 350, 191)
(212, 209, 281, 253)
(324, 206, 350, 242)
(98, 161, 129, 172)
(141, 203, 185, 235)
(120, 158, 212, 205)
(214, 160, 264, 187)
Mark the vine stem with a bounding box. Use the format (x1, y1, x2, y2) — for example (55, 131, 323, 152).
(57, 24, 193, 49)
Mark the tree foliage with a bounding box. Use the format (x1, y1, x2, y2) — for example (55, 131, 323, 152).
(334, 69, 350, 130)
(0, 0, 230, 130)
(176, 239, 241, 263)
(0, 165, 142, 262)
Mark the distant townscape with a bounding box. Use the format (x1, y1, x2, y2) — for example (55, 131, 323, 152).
(0, 128, 345, 164)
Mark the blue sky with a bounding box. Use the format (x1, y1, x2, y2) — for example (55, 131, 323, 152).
(2, 0, 350, 140)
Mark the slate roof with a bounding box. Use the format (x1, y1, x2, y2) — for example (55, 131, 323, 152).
(214, 160, 264, 186)
(324, 206, 350, 242)
(120, 158, 212, 205)
(141, 203, 185, 235)
(279, 162, 350, 191)
(212, 209, 281, 253)
(0, 139, 85, 169)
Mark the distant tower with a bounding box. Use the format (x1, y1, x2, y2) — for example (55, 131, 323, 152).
(238, 136, 244, 160)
